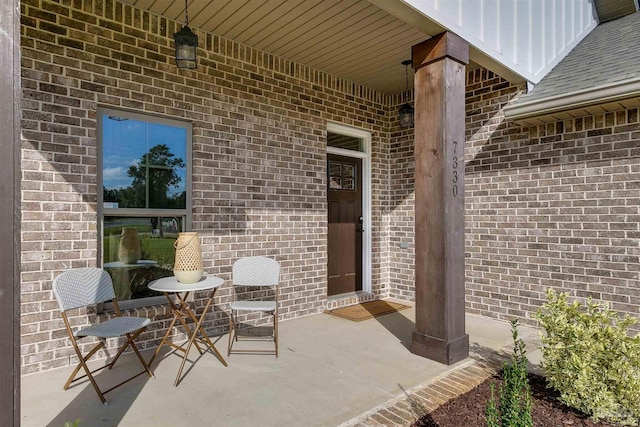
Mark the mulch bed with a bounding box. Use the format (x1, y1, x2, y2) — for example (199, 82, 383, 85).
(411, 373, 616, 427)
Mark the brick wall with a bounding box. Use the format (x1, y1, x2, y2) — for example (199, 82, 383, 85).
(465, 69, 640, 328)
(387, 68, 640, 330)
(20, 0, 640, 376)
(20, 0, 393, 374)
(387, 91, 415, 301)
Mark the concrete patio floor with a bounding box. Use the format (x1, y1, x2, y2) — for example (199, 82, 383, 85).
(22, 304, 540, 427)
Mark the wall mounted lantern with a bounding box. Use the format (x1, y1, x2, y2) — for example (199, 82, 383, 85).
(398, 59, 414, 129)
(174, 0, 198, 69)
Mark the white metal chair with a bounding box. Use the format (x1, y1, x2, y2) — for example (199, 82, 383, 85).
(227, 256, 281, 357)
(52, 267, 154, 404)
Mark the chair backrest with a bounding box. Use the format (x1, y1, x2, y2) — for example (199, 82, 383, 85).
(52, 267, 116, 312)
(232, 256, 280, 287)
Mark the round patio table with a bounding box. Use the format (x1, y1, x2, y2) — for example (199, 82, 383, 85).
(147, 275, 228, 386)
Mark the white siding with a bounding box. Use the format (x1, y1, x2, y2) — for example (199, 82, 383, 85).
(403, 0, 598, 83)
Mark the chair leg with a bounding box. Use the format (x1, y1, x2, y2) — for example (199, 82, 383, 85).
(126, 332, 155, 378)
(227, 310, 235, 357)
(82, 362, 107, 405)
(273, 312, 278, 358)
(64, 340, 105, 390)
(67, 339, 107, 404)
(65, 331, 153, 405)
(107, 328, 145, 370)
(96, 331, 155, 401)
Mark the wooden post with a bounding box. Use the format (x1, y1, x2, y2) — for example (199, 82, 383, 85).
(411, 32, 469, 365)
(0, 0, 21, 424)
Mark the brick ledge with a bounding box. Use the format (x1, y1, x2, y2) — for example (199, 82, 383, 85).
(338, 330, 540, 426)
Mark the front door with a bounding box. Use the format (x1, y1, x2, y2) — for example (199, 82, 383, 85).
(327, 154, 363, 296)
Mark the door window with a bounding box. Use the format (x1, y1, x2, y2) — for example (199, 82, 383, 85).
(328, 160, 357, 191)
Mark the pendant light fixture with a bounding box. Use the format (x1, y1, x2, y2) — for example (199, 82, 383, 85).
(398, 59, 414, 129)
(173, 0, 198, 69)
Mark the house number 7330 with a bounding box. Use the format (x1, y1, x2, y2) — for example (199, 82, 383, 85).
(452, 140, 459, 197)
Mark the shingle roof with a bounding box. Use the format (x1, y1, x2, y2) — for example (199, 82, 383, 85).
(513, 11, 640, 104)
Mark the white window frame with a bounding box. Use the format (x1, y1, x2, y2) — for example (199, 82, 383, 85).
(97, 107, 192, 310)
(326, 122, 372, 294)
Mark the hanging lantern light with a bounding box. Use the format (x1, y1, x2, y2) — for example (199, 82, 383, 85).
(174, 0, 198, 69)
(399, 59, 414, 129)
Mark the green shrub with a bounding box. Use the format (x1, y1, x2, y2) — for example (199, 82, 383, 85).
(486, 382, 500, 427)
(486, 319, 533, 427)
(535, 289, 640, 426)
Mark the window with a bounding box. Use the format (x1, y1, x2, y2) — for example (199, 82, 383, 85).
(328, 160, 356, 191)
(327, 131, 363, 152)
(98, 108, 191, 309)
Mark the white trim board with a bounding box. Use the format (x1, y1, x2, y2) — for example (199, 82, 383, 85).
(326, 122, 372, 295)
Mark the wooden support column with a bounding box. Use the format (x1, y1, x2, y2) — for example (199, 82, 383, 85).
(0, 0, 21, 424)
(411, 32, 469, 365)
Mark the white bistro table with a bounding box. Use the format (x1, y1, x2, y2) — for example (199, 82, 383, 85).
(147, 275, 228, 386)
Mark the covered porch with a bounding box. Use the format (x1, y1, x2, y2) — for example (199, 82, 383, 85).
(21, 309, 541, 426)
(3, 0, 612, 424)
(12, 0, 486, 382)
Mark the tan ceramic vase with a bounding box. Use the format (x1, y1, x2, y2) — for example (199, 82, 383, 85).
(173, 232, 203, 283)
(118, 227, 141, 264)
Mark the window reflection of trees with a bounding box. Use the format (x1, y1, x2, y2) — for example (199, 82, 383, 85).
(103, 143, 186, 209)
(100, 111, 190, 308)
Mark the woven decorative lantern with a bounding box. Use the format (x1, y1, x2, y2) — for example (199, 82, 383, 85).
(173, 232, 203, 283)
(118, 227, 141, 264)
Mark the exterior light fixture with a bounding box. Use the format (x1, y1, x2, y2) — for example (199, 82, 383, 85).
(174, 0, 198, 69)
(399, 59, 414, 129)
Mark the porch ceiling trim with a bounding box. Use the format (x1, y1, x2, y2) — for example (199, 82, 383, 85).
(504, 77, 640, 125)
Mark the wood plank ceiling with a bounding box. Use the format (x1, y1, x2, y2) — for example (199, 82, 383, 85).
(120, 0, 431, 94)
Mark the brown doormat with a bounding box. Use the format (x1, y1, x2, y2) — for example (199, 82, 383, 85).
(325, 300, 411, 322)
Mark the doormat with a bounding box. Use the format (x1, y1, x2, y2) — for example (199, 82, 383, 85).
(325, 300, 411, 322)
